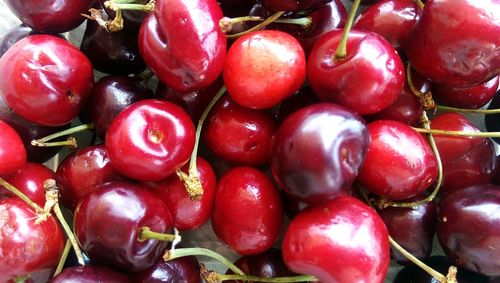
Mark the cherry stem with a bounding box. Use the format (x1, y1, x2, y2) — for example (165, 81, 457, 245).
(137, 226, 181, 243)
(177, 85, 227, 200)
(0, 177, 44, 214)
(436, 105, 500, 114)
(215, 273, 317, 282)
(334, 0, 361, 60)
(406, 64, 436, 110)
(219, 15, 311, 33)
(164, 247, 245, 275)
(54, 240, 72, 276)
(104, 0, 156, 12)
(413, 0, 425, 9)
(31, 123, 94, 147)
(412, 127, 500, 138)
(226, 11, 285, 39)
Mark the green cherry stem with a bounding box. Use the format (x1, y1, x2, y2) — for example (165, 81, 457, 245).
(334, 0, 361, 60)
(164, 247, 245, 275)
(31, 123, 94, 147)
(436, 105, 500, 114)
(54, 240, 72, 276)
(406, 64, 436, 110)
(219, 15, 312, 33)
(413, 0, 425, 9)
(226, 11, 285, 39)
(176, 85, 227, 199)
(137, 227, 181, 243)
(412, 127, 500, 138)
(104, 0, 156, 12)
(0, 177, 44, 215)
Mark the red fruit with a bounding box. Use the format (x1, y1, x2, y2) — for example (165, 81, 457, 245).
(224, 30, 306, 109)
(432, 76, 499, 109)
(282, 196, 389, 283)
(212, 167, 283, 255)
(0, 120, 26, 175)
(50, 266, 130, 283)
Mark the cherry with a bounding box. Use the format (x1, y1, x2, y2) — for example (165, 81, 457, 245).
(280, 190, 309, 219)
(0, 198, 65, 283)
(203, 95, 277, 166)
(55, 144, 123, 211)
(0, 24, 43, 58)
(358, 120, 438, 200)
(223, 30, 306, 109)
(105, 99, 195, 182)
(0, 120, 26, 175)
(144, 157, 216, 231)
(0, 35, 94, 126)
(5, 0, 94, 33)
(432, 76, 499, 109)
(132, 256, 201, 283)
(1, 162, 55, 207)
(271, 103, 369, 204)
(211, 166, 283, 255)
(282, 196, 389, 283)
(406, 0, 500, 87)
(308, 29, 405, 115)
(50, 265, 130, 283)
(74, 181, 173, 272)
(275, 86, 321, 125)
(437, 184, 500, 276)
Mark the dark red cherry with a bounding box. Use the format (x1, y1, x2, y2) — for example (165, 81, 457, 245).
(50, 266, 130, 283)
(0, 120, 26, 175)
(5, 0, 93, 33)
(212, 167, 283, 255)
(282, 196, 389, 283)
(271, 103, 369, 204)
(74, 181, 173, 272)
(144, 157, 216, 231)
(132, 256, 201, 283)
(280, 190, 309, 219)
(264, 0, 331, 12)
(224, 30, 306, 109)
(0, 35, 94, 126)
(358, 120, 437, 200)
(431, 113, 496, 193)
(276, 86, 321, 125)
(203, 96, 277, 166)
(86, 76, 154, 138)
(0, 24, 41, 58)
(0, 198, 65, 283)
(56, 144, 123, 211)
(308, 29, 405, 115)
(406, 0, 500, 87)
(1, 162, 54, 207)
(432, 76, 499, 109)
(437, 184, 500, 276)
(105, 99, 195, 181)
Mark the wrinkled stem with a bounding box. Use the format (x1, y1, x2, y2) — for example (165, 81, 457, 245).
(54, 240, 72, 276)
(31, 123, 94, 146)
(138, 227, 181, 242)
(104, 0, 156, 12)
(334, 0, 361, 60)
(226, 11, 285, 38)
(164, 247, 245, 275)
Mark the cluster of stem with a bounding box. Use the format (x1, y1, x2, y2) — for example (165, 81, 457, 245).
(31, 123, 94, 149)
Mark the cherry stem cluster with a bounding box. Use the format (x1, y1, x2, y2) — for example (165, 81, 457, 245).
(31, 123, 94, 148)
(335, 0, 361, 60)
(225, 11, 285, 39)
(219, 15, 312, 34)
(104, 0, 156, 12)
(413, 0, 425, 9)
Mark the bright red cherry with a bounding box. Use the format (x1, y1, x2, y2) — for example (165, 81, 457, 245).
(432, 76, 499, 109)
(358, 120, 438, 200)
(0, 35, 94, 126)
(282, 196, 389, 283)
(105, 99, 195, 182)
(224, 30, 306, 109)
(50, 266, 130, 283)
(212, 167, 283, 255)
(0, 120, 26, 175)
(308, 29, 405, 115)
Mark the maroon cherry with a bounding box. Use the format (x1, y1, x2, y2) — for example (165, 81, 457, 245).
(0, 198, 65, 283)
(282, 196, 389, 283)
(276, 86, 321, 125)
(0, 24, 44, 58)
(0, 120, 26, 175)
(105, 99, 195, 181)
(358, 120, 437, 200)
(437, 184, 500, 276)
(264, 0, 331, 12)
(224, 30, 306, 109)
(0, 35, 94, 126)
(212, 166, 283, 255)
(132, 256, 201, 283)
(406, 0, 500, 87)
(50, 266, 130, 283)
(74, 181, 173, 272)
(308, 29, 405, 115)
(432, 76, 499, 109)
(271, 103, 369, 204)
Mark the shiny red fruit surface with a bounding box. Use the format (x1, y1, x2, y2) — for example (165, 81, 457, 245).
(0, 120, 26, 175)
(50, 266, 130, 283)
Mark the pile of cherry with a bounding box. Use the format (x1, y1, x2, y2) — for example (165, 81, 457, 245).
(0, 0, 499, 282)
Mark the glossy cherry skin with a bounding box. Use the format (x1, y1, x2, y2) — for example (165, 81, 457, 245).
(431, 113, 496, 193)
(74, 181, 173, 272)
(0, 120, 26, 175)
(0, 25, 40, 58)
(271, 103, 369, 204)
(212, 167, 283, 255)
(105, 99, 195, 181)
(308, 29, 404, 115)
(0, 198, 65, 283)
(0, 35, 94, 126)
(437, 184, 500, 276)
(86, 76, 155, 138)
(50, 266, 130, 283)
(282, 196, 389, 283)
(1, 162, 54, 207)
(5, 0, 93, 33)
(358, 120, 437, 199)
(56, 144, 123, 211)
(377, 197, 437, 265)
(432, 76, 499, 109)
(406, 0, 500, 87)
(224, 30, 306, 109)
(140, 0, 226, 92)
(132, 256, 201, 283)
(354, 0, 421, 55)
(203, 96, 277, 166)
(144, 157, 216, 231)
